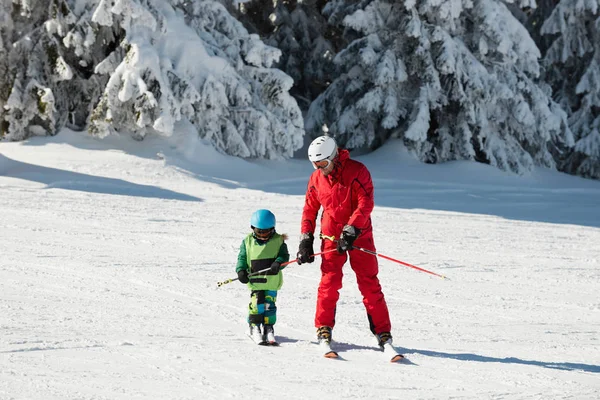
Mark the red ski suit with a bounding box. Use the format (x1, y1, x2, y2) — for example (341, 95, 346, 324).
(301, 149, 391, 334)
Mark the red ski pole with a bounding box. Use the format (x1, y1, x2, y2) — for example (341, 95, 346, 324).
(217, 249, 337, 287)
(320, 233, 447, 280)
(353, 246, 448, 280)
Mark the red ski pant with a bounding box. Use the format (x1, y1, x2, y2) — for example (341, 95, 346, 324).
(315, 236, 391, 334)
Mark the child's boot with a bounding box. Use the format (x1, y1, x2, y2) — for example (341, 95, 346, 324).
(248, 323, 265, 345)
(263, 324, 277, 345)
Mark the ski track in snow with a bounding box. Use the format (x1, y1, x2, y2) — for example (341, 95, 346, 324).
(1, 133, 600, 399)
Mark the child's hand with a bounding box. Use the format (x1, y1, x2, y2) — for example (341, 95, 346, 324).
(270, 261, 281, 274)
(238, 270, 249, 284)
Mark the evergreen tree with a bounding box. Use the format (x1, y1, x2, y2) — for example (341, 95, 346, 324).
(1, 0, 64, 139)
(540, 0, 600, 179)
(306, 0, 573, 174)
(232, 0, 337, 110)
(1, 0, 126, 140)
(522, 0, 558, 55)
(1, 0, 303, 159)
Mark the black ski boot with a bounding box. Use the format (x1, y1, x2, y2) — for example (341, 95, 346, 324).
(263, 324, 277, 345)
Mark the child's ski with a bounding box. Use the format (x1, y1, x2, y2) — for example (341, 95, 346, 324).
(263, 326, 278, 346)
(247, 325, 267, 345)
(246, 329, 279, 346)
(247, 332, 267, 345)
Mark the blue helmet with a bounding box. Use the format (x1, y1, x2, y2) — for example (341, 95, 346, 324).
(250, 209, 276, 230)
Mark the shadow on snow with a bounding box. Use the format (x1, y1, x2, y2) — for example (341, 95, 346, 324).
(13, 133, 600, 228)
(403, 347, 600, 373)
(0, 154, 201, 202)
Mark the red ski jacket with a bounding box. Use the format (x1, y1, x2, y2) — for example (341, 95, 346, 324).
(301, 149, 374, 238)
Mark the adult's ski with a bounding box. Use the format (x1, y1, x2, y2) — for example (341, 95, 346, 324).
(319, 340, 339, 358)
(381, 342, 405, 362)
(316, 340, 404, 361)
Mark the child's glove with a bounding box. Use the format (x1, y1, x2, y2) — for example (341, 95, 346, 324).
(337, 225, 360, 254)
(297, 232, 315, 264)
(237, 270, 249, 284)
(270, 261, 281, 274)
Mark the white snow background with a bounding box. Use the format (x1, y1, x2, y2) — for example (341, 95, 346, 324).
(1, 126, 599, 399)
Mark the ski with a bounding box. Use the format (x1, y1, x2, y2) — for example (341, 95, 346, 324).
(260, 335, 279, 346)
(319, 340, 338, 358)
(251, 337, 279, 346)
(263, 325, 278, 346)
(246, 329, 280, 346)
(314, 339, 404, 361)
(247, 332, 267, 345)
(381, 341, 405, 363)
(247, 325, 267, 345)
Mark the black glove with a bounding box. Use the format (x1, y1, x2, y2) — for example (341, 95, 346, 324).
(237, 270, 249, 284)
(296, 232, 315, 264)
(270, 261, 281, 274)
(337, 225, 360, 254)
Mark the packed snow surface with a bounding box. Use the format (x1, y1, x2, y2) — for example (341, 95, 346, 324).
(1, 129, 599, 399)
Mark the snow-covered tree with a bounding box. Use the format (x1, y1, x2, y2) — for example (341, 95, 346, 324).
(522, 0, 558, 54)
(1, 0, 304, 159)
(540, 0, 600, 179)
(306, 0, 573, 174)
(232, 0, 336, 110)
(0, 0, 12, 134)
(90, 0, 305, 158)
(1, 0, 124, 140)
(1, 0, 62, 139)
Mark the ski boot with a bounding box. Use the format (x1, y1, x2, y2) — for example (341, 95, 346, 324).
(376, 331, 404, 362)
(376, 331, 393, 348)
(263, 324, 278, 346)
(317, 326, 337, 358)
(248, 323, 265, 345)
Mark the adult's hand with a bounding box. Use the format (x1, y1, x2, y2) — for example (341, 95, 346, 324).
(297, 232, 315, 264)
(337, 225, 360, 254)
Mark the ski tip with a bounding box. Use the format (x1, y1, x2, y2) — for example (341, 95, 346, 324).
(324, 351, 339, 359)
(390, 354, 405, 363)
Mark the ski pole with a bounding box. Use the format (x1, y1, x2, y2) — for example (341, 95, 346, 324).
(217, 249, 336, 287)
(353, 246, 448, 280)
(320, 233, 448, 280)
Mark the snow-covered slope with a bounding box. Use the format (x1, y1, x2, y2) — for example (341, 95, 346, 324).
(1, 130, 599, 399)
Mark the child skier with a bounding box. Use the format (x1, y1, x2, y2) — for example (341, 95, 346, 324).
(236, 209, 289, 345)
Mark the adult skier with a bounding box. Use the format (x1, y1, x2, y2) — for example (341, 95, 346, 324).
(296, 135, 394, 354)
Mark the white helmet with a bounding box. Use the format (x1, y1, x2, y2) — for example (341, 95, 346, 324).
(308, 136, 337, 163)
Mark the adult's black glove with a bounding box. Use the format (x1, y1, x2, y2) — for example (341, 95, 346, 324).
(237, 269, 249, 284)
(337, 225, 360, 254)
(297, 232, 315, 264)
(270, 261, 281, 274)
